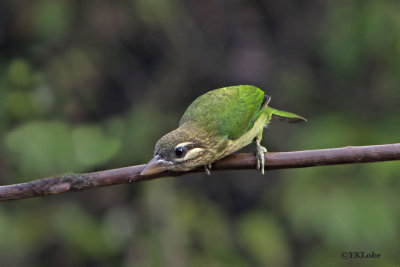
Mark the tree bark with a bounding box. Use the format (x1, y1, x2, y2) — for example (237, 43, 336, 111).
(1, 143, 399, 201)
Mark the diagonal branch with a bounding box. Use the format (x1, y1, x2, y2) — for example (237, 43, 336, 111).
(1, 143, 400, 202)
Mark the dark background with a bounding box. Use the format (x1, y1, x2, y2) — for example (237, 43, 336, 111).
(0, 0, 399, 266)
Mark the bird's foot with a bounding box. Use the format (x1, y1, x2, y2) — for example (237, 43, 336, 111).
(204, 163, 212, 175)
(256, 145, 267, 175)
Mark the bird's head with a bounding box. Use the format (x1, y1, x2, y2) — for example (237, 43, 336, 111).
(140, 126, 212, 175)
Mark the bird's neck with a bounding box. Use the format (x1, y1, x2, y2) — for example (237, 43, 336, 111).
(176, 122, 222, 150)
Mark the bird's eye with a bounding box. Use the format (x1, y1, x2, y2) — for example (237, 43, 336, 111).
(174, 146, 187, 158)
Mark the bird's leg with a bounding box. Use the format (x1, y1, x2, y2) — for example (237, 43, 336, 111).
(204, 163, 212, 175)
(254, 133, 267, 175)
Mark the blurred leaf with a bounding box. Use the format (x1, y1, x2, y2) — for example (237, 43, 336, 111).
(116, 104, 173, 165)
(295, 113, 367, 149)
(0, 206, 45, 255)
(133, 0, 177, 25)
(319, 1, 363, 78)
(361, 1, 400, 57)
(174, 191, 245, 267)
(103, 117, 125, 140)
(72, 125, 121, 168)
(360, 161, 400, 188)
(238, 212, 291, 266)
(320, 0, 400, 80)
(300, 247, 349, 267)
(31, 85, 55, 115)
(33, 0, 73, 41)
(4, 121, 77, 179)
(102, 206, 135, 251)
(7, 59, 35, 88)
(52, 203, 113, 258)
(5, 91, 35, 120)
(282, 170, 400, 249)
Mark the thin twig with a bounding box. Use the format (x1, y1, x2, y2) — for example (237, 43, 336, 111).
(1, 143, 399, 202)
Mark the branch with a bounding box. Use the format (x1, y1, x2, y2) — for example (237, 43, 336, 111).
(1, 143, 400, 202)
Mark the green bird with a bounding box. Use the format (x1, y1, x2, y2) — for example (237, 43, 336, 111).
(141, 85, 306, 176)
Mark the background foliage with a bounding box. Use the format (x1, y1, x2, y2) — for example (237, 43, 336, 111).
(0, 0, 399, 266)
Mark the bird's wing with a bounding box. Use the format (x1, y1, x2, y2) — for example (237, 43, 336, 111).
(179, 85, 265, 140)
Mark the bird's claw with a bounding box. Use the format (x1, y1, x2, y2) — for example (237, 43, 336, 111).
(256, 145, 267, 175)
(205, 163, 212, 175)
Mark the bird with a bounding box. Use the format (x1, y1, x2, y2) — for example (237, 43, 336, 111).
(141, 85, 306, 176)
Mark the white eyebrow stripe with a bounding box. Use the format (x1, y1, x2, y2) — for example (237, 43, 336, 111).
(174, 148, 205, 162)
(175, 142, 193, 149)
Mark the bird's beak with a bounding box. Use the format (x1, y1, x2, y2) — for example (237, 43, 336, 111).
(140, 155, 170, 176)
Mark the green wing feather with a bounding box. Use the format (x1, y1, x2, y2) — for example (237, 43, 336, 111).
(179, 85, 265, 139)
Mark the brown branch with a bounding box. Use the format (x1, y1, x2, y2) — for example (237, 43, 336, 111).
(1, 143, 400, 202)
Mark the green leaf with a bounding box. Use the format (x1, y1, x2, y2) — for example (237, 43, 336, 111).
(7, 59, 35, 88)
(238, 212, 291, 266)
(33, 0, 73, 41)
(72, 125, 121, 168)
(5, 121, 76, 179)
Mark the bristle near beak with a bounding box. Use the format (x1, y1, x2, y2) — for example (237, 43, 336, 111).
(140, 155, 170, 176)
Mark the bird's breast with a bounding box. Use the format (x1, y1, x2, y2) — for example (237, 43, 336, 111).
(214, 113, 269, 160)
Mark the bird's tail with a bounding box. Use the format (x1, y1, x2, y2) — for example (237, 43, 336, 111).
(269, 107, 307, 123)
